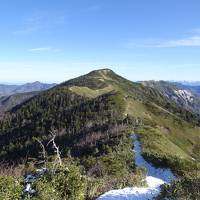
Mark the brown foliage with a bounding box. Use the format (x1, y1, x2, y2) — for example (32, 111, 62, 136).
(0, 162, 23, 177)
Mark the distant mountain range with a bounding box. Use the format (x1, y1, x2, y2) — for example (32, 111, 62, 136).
(0, 91, 38, 115)
(172, 82, 200, 97)
(0, 81, 56, 97)
(1, 79, 200, 117)
(175, 81, 200, 86)
(141, 80, 200, 115)
(0, 82, 56, 115)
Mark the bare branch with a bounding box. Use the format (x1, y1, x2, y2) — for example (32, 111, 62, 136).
(48, 131, 62, 167)
(35, 138, 47, 168)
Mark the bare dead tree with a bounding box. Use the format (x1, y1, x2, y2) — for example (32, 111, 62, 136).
(48, 131, 62, 171)
(35, 138, 47, 168)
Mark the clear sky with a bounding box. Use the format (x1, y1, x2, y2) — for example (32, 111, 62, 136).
(1, 0, 200, 84)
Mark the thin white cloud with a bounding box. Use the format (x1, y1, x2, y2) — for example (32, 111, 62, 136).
(127, 35, 200, 48)
(13, 16, 43, 35)
(28, 47, 62, 52)
(156, 36, 200, 48)
(13, 11, 67, 35)
(28, 47, 51, 52)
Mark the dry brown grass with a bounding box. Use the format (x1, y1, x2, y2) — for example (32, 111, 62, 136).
(0, 162, 24, 177)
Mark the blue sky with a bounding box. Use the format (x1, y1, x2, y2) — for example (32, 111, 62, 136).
(1, 0, 200, 83)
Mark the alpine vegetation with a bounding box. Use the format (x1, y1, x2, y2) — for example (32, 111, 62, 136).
(0, 69, 200, 200)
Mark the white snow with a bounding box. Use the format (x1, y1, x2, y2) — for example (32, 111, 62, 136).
(133, 135, 175, 183)
(174, 89, 194, 103)
(97, 134, 176, 200)
(24, 183, 36, 194)
(25, 175, 36, 183)
(24, 168, 47, 196)
(36, 167, 47, 176)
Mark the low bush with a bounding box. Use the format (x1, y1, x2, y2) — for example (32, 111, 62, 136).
(136, 126, 200, 176)
(0, 176, 23, 200)
(34, 163, 86, 200)
(157, 177, 200, 200)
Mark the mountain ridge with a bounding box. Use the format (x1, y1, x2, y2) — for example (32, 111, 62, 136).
(140, 80, 200, 115)
(1, 69, 200, 161)
(0, 81, 56, 96)
(0, 69, 200, 199)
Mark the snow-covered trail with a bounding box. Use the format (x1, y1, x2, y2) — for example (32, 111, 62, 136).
(133, 134, 175, 183)
(97, 134, 176, 200)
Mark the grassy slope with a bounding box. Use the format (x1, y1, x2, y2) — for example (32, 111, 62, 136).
(69, 85, 114, 98)
(66, 69, 200, 176)
(127, 99, 200, 157)
(123, 97, 200, 176)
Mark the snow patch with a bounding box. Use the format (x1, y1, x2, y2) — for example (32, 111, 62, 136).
(24, 183, 36, 194)
(97, 134, 176, 200)
(23, 168, 47, 196)
(174, 89, 194, 103)
(133, 135, 175, 183)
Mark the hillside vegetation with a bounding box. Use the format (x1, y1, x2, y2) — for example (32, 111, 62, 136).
(0, 69, 200, 199)
(0, 91, 38, 114)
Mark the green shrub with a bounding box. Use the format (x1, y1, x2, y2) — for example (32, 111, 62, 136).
(0, 176, 23, 200)
(86, 177, 104, 199)
(35, 163, 86, 200)
(136, 126, 199, 175)
(157, 177, 200, 200)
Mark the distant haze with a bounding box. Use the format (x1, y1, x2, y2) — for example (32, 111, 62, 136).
(0, 82, 56, 96)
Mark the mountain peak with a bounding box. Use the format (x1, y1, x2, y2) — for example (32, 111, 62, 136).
(32, 81, 42, 84)
(88, 68, 114, 76)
